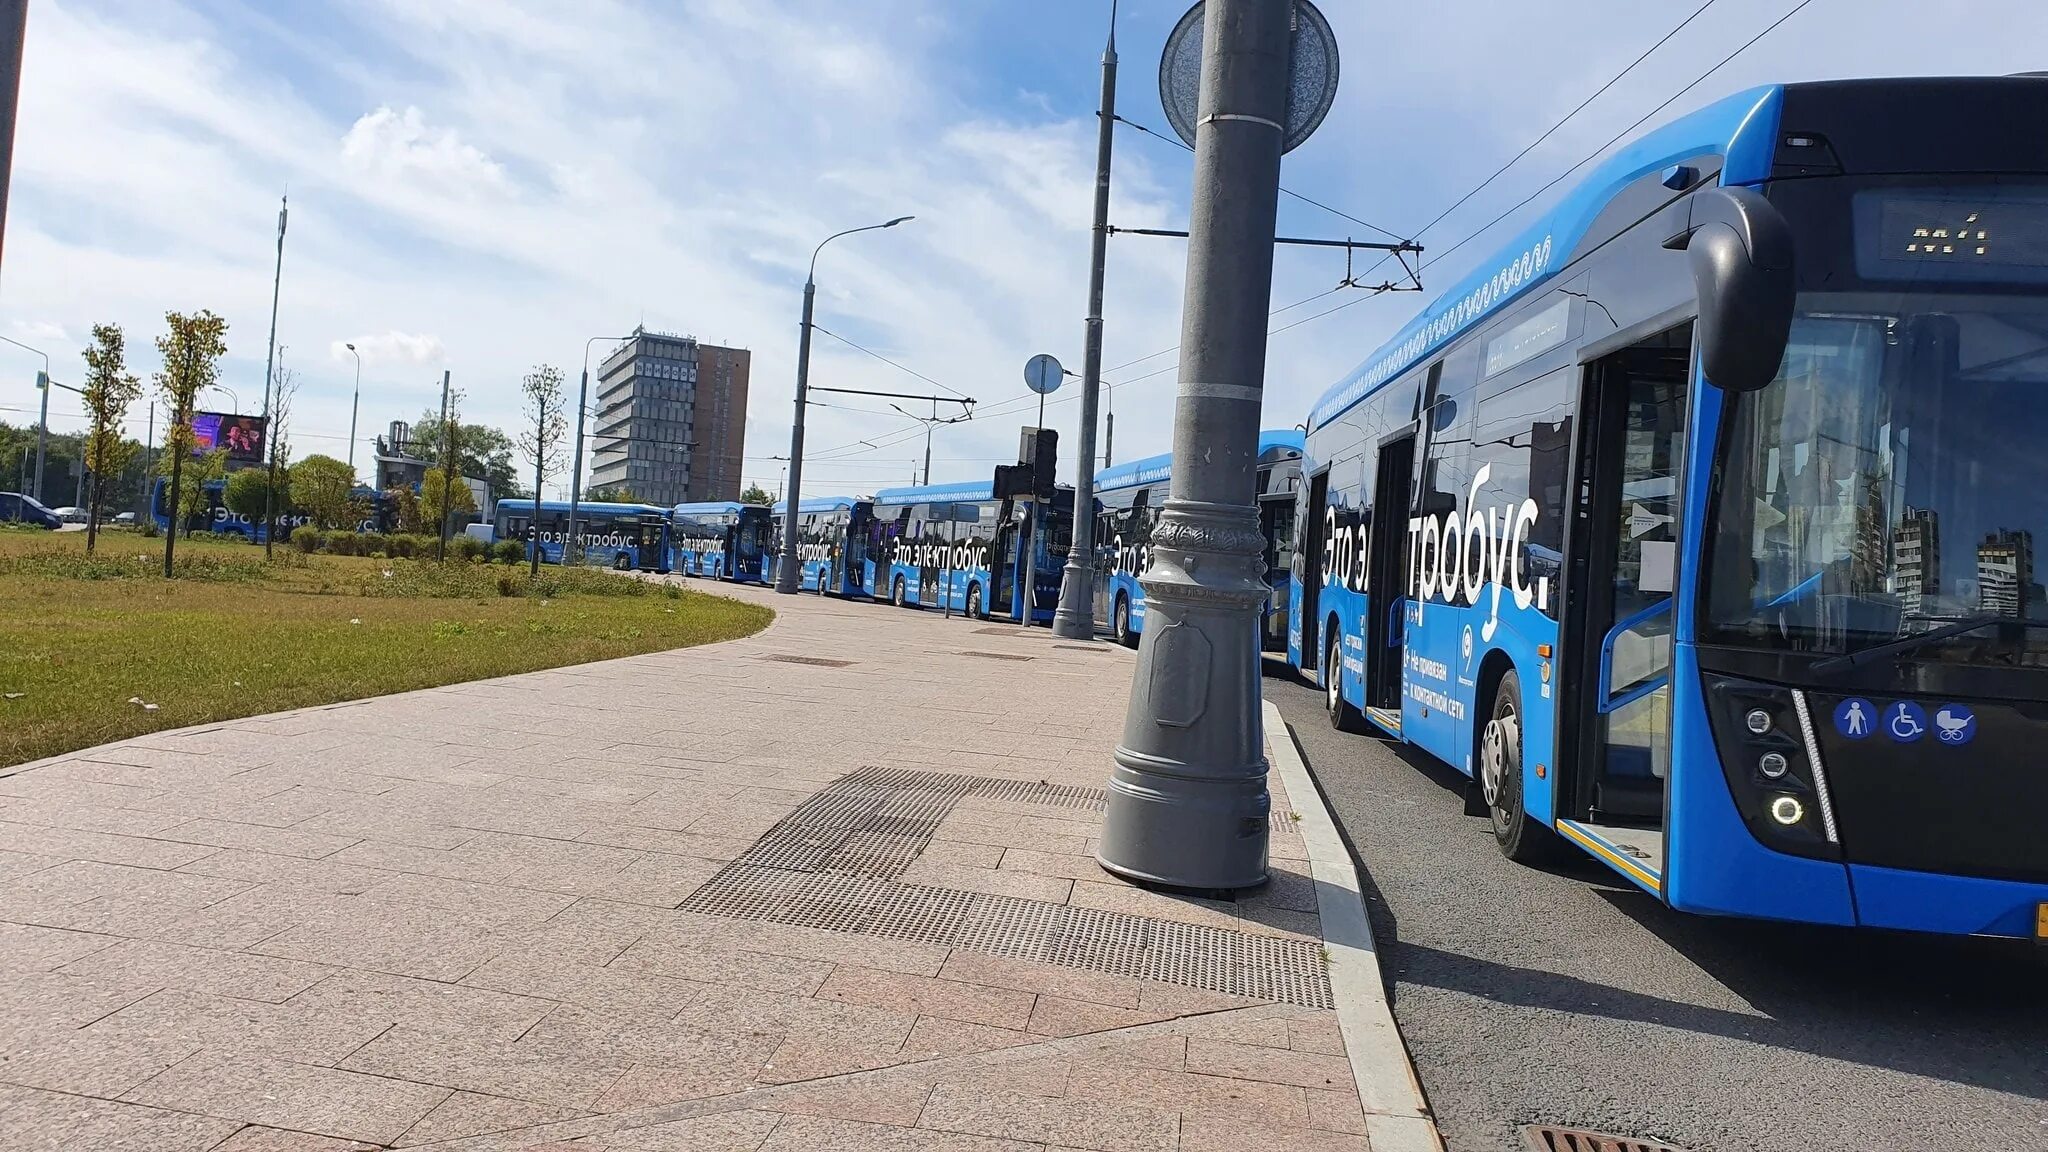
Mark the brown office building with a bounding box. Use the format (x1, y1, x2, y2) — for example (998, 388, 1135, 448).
(590, 328, 749, 506)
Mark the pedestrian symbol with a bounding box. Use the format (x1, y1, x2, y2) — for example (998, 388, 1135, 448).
(1886, 700, 1928, 744)
(1834, 698, 1874, 740)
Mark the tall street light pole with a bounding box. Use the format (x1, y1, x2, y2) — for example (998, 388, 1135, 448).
(776, 215, 915, 593)
(1098, 0, 1291, 891)
(345, 343, 362, 479)
(258, 195, 287, 559)
(1052, 2, 1120, 641)
(566, 334, 634, 566)
(0, 333, 49, 500)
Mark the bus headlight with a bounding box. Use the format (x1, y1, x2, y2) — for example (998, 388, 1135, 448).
(1745, 708, 1773, 735)
(1759, 751, 1789, 779)
(1769, 795, 1805, 826)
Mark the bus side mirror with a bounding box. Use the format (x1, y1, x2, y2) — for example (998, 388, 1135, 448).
(1662, 186, 1795, 393)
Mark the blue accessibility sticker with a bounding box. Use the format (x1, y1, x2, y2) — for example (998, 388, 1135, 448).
(1884, 700, 1929, 744)
(1834, 698, 1877, 740)
(1930, 703, 1977, 746)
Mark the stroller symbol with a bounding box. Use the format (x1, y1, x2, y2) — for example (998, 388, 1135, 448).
(1933, 704, 1976, 746)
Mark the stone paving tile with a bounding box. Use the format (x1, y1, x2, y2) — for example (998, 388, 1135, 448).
(1063, 880, 1247, 937)
(574, 824, 755, 861)
(0, 1081, 240, 1151)
(0, 847, 63, 884)
(327, 839, 506, 884)
(125, 1051, 452, 1144)
(0, 919, 120, 970)
(755, 1035, 915, 1085)
(704, 919, 954, 979)
(916, 1083, 1179, 1151)
(1023, 996, 1174, 1039)
(520, 1003, 784, 1072)
(1305, 1086, 1370, 1135)
(339, 1026, 629, 1112)
(776, 1079, 941, 1127)
(1288, 1014, 1349, 1057)
(0, 796, 194, 837)
(593, 1062, 764, 1112)
(0, 859, 250, 934)
(0, 1028, 194, 1097)
(0, 821, 219, 871)
(1182, 1038, 1354, 1092)
(394, 1091, 589, 1146)
(363, 872, 580, 926)
(210, 1126, 382, 1151)
(1062, 1060, 1310, 1125)
(246, 900, 509, 983)
(81, 987, 389, 1066)
(288, 970, 557, 1044)
(464, 949, 705, 1019)
(0, 971, 158, 1049)
(993, 849, 1115, 884)
(155, 818, 363, 860)
(937, 952, 1144, 1010)
(931, 1054, 1071, 1100)
(610, 936, 833, 997)
(1175, 1114, 1370, 1152)
(0, 773, 167, 809)
(767, 1114, 1048, 1152)
(175, 847, 395, 895)
(56, 939, 335, 1003)
(901, 1015, 1036, 1058)
(914, 840, 1007, 871)
(817, 966, 1037, 1032)
(604, 1108, 785, 1152)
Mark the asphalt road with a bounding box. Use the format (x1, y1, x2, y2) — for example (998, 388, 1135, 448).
(1264, 665, 2048, 1152)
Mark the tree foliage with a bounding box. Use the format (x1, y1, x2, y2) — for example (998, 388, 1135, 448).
(587, 484, 638, 503)
(409, 411, 523, 500)
(740, 483, 772, 506)
(419, 465, 477, 535)
(290, 454, 361, 530)
(223, 466, 287, 523)
(80, 323, 142, 553)
(154, 310, 229, 575)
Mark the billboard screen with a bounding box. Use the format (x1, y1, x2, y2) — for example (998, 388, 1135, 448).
(191, 411, 267, 463)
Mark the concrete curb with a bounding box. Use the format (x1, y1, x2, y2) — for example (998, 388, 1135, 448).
(1264, 698, 1445, 1152)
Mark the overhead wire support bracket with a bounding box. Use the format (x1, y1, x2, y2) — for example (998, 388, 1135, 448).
(1108, 226, 1425, 293)
(804, 385, 976, 412)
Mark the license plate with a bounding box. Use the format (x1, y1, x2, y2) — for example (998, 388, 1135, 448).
(2037, 902, 2048, 942)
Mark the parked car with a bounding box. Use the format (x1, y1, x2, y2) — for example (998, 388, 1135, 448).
(113, 511, 137, 526)
(0, 492, 62, 529)
(52, 506, 88, 524)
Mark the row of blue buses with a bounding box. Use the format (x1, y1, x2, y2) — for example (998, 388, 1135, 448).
(1094, 430, 1305, 648)
(493, 499, 674, 571)
(1275, 75, 2048, 941)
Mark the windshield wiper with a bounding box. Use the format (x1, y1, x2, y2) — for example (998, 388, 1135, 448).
(1810, 614, 2048, 677)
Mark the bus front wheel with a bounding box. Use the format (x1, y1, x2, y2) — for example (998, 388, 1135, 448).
(613, 553, 629, 571)
(1481, 668, 1564, 864)
(1323, 630, 1363, 733)
(967, 583, 984, 619)
(891, 575, 907, 608)
(1113, 594, 1135, 649)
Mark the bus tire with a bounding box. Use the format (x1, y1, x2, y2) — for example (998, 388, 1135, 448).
(967, 583, 983, 619)
(1481, 668, 1565, 865)
(1323, 629, 1363, 733)
(1113, 594, 1135, 648)
(816, 569, 828, 596)
(613, 553, 629, 571)
(891, 575, 907, 608)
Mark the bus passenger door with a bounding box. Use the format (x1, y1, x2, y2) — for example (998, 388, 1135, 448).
(1297, 470, 1328, 671)
(1365, 435, 1416, 712)
(1564, 330, 1691, 856)
(993, 497, 1019, 618)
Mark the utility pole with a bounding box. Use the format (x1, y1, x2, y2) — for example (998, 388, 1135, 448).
(345, 342, 362, 478)
(924, 398, 934, 485)
(435, 369, 453, 562)
(1098, 0, 1291, 891)
(141, 400, 154, 518)
(1052, 1, 1120, 641)
(258, 195, 287, 559)
(0, 0, 26, 277)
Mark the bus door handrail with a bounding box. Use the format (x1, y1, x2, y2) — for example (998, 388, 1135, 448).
(1597, 597, 1673, 716)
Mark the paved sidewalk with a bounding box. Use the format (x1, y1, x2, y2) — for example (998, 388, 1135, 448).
(1, 583, 1406, 1151)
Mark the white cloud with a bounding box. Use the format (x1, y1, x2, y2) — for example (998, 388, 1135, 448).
(333, 331, 445, 365)
(8, 319, 69, 346)
(340, 105, 510, 197)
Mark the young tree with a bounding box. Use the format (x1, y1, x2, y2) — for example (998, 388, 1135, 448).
(261, 362, 298, 556)
(517, 364, 568, 576)
(80, 323, 142, 554)
(154, 310, 229, 576)
(290, 454, 360, 530)
(740, 483, 772, 506)
(587, 483, 638, 503)
(223, 466, 286, 528)
(419, 465, 476, 542)
(407, 412, 522, 499)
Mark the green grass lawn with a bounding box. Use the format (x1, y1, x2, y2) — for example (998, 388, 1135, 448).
(0, 528, 772, 768)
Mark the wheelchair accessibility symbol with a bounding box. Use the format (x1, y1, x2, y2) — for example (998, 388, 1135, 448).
(1932, 703, 1977, 746)
(1885, 701, 1927, 744)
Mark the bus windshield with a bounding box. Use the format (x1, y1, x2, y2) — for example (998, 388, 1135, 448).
(1705, 296, 2048, 665)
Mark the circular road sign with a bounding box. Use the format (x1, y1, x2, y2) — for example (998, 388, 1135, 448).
(1024, 353, 1065, 395)
(1159, 0, 1339, 155)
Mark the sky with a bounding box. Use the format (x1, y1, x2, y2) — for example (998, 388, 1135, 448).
(5, 0, 2048, 501)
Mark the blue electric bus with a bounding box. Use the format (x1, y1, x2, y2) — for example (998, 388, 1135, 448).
(493, 499, 669, 571)
(671, 501, 773, 583)
(1290, 76, 2048, 940)
(868, 480, 1073, 623)
(150, 477, 394, 541)
(1094, 430, 1304, 648)
(769, 496, 876, 597)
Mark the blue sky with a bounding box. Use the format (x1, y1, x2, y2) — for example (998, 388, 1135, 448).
(5, 0, 2048, 497)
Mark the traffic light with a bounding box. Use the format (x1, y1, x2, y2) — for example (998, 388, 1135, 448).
(992, 463, 1034, 500)
(1030, 428, 1057, 499)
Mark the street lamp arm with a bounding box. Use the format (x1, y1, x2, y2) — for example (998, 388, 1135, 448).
(808, 216, 916, 282)
(0, 333, 49, 370)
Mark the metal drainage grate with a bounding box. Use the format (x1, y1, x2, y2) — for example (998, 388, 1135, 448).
(761, 653, 856, 668)
(1523, 1125, 1691, 1152)
(973, 626, 1027, 636)
(959, 650, 1034, 661)
(1054, 644, 1111, 653)
(679, 765, 1333, 1008)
